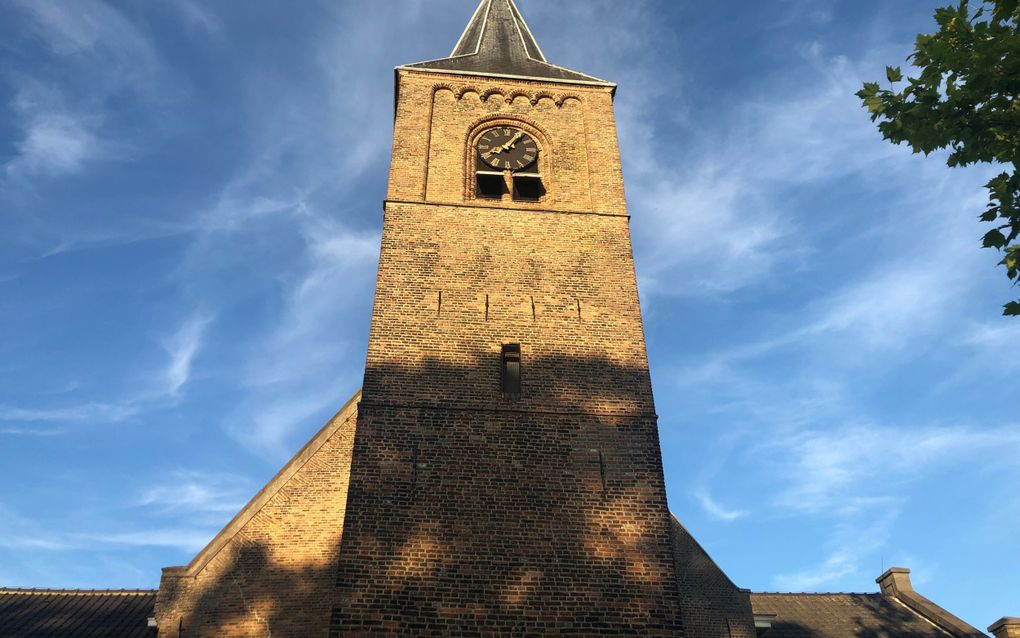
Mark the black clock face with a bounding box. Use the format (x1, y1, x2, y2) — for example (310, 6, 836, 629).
(477, 127, 538, 171)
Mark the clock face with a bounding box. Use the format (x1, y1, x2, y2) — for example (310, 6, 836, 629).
(477, 127, 538, 171)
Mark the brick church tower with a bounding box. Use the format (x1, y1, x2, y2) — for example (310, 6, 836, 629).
(2, 3, 994, 636)
(155, 1, 737, 635)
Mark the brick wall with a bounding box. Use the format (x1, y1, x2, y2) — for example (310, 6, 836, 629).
(155, 65, 688, 635)
(672, 517, 756, 638)
(153, 396, 359, 637)
(327, 68, 684, 633)
(361, 201, 653, 413)
(388, 71, 627, 215)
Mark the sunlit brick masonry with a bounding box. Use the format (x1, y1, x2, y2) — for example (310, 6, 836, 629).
(1, 1, 1011, 637)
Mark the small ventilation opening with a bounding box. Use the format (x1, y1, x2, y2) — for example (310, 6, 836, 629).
(476, 172, 506, 199)
(755, 615, 776, 637)
(501, 343, 521, 396)
(512, 174, 545, 201)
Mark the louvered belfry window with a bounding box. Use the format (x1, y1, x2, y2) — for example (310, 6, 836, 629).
(501, 344, 522, 396)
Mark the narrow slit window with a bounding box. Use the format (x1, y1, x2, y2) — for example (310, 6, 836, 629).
(501, 344, 521, 396)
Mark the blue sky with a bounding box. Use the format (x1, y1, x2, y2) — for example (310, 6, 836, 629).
(1, 0, 1017, 629)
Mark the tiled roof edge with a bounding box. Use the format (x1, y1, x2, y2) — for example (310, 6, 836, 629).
(751, 592, 880, 597)
(893, 590, 987, 637)
(394, 65, 616, 89)
(0, 588, 157, 596)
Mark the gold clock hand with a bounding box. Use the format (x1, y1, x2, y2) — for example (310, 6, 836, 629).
(504, 132, 524, 150)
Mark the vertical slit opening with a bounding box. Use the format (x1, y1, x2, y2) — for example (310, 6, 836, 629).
(437, 290, 443, 316)
(485, 294, 490, 321)
(531, 296, 536, 320)
(598, 450, 607, 495)
(501, 343, 521, 396)
(411, 441, 419, 490)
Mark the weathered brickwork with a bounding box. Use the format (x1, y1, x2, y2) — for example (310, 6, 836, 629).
(362, 201, 652, 413)
(153, 395, 360, 637)
(155, 29, 688, 638)
(990, 618, 1020, 638)
(324, 66, 683, 634)
(671, 517, 756, 638)
(330, 407, 679, 634)
(389, 71, 627, 215)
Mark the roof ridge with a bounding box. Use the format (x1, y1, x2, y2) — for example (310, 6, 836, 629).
(0, 588, 157, 596)
(752, 591, 881, 597)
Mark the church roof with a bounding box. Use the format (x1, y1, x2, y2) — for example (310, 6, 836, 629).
(399, 0, 614, 88)
(751, 592, 981, 638)
(0, 588, 156, 637)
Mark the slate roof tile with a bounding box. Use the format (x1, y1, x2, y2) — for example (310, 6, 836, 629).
(751, 592, 957, 638)
(0, 589, 156, 638)
(401, 0, 613, 87)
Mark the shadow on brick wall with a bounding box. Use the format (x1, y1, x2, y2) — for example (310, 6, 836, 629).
(162, 353, 699, 636)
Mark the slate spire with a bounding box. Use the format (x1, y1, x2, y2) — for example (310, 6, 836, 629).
(401, 0, 612, 86)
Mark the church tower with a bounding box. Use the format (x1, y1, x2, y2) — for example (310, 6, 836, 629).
(334, 0, 683, 633)
(154, 1, 706, 635)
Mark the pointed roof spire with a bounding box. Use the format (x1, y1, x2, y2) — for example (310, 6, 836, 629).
(400, 0, 613, 87)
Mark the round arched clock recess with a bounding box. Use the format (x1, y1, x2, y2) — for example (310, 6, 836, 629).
(477, 127, 538, 171)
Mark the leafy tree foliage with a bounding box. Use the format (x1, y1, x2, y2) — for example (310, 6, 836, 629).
(857, 0, 1020, 315)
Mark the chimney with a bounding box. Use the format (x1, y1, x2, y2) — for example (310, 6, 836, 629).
(876, 567, 913, 595)
(989, 618, 1020, 638)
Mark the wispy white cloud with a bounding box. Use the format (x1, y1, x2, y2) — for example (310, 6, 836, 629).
(0, 403, 140, 424)
(81, 529, 213, 552)
(628, 46, 904, 297)
(765, 422, 1020, 516)
(161, 312, 213, 396)
(137, 470, 250, 515)
(8, 112, 101, 177)
(5, 84, 105, 178)
(0, 427, 68, 437)
(693, 489, 749, 522)
(0, 503, 72, 551)
(960, 320, 1020, 365)
(0, 500, 218, 555)
(4, 0, 168, 183)
(166, 7, 391, 455)
(11, 0, 155, 65)
(2, 528, 217, 553)
(233, 211, 377, 454)
(0, 537, 71, 551)
(163, 0, 221, 34)
(772, 512, 895, 591)
(0, 310, 214, 428)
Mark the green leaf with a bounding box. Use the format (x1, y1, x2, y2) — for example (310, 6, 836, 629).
(993, 0, 1018, 21)
(857, 0, 1020, 317)
(859, 82, 881, 97)
(1004, 300, 1020, 316)
(983, 228, 1008, 248)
